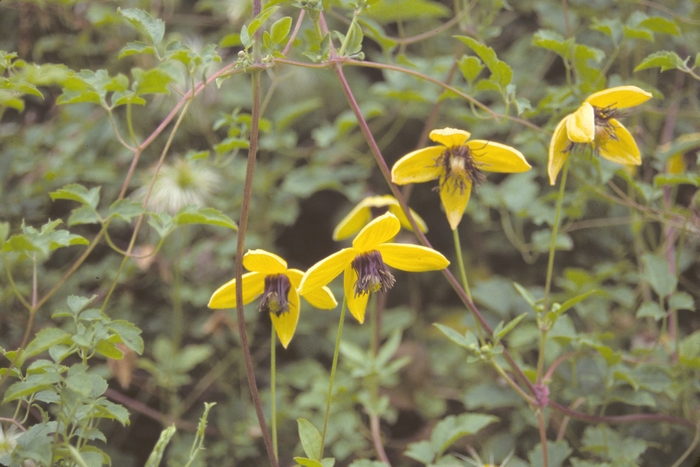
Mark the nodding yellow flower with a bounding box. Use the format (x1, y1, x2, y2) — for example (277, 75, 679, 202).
(208, 249, 337, 348)
(548, 85, 653, 185)
(332, 194, 427, 241)
(391, 128, 531, 230)
(299, 212, 449, 323)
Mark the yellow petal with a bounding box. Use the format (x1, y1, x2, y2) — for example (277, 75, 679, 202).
(467, 140, 532, 173)
(287, 269, 338, 309)
(299, 248, 356, 295)
(352, 212, 401, 251)
(585, 86, 652, 109)
(548, 116, 571, 186)
(596, 119, 641, 166)
(377, 244, 450, 271)
(666, 154, 685, 174)
(242, 249, 287, 274)
(566, 102, 595, 143)
(208, 272, 265, 309)
(332, 203, 372, 241)
(270, 287, 300, 348)
(439, 175, 471, 230)
(429, 128, 471, 147)
(344, 263, 369, 323)
(391, 146, 444, 185)
(387, 204, 428, 233)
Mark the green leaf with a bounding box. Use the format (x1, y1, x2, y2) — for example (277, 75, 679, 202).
(639, 16, 680, 36)
(67, 295, 97, 314)
(669, 292, 694, 311)
(376, 330, 402, 366)
(118, 42, 158, 59)
(297, 418, 323, 461)
(148, 212, 174, 238)
(133, 67, 172, 95)
(173, 206, 238, 230)
(118, 8, 165, 46)
(653, 173, 700, 187)
(94, 399, 130, 425)
(532, 30, 573, 58)
(636, 302, 664, 321)
(528, 440, 572, 467)
(144, 426, 176, 467)
(456, 36, 512, 89)
(13, 422, 55, 466)
(4, 372, 62, 402)
(107, 199, 145, 222)
(512, 282, 537, 308)
(404, 440, 435, 464)
(433, 323, 478, 350)
(294, 458, 324, 467)
(548, 290, 598, 322)
(591, 18, 623, 44)
(342, 21, 364, 57)
(430, 413, 498, 456)
(458, 56, 484, 83)
(493, 312, 528, 343)
(50, 184, 100, 209)
(109, 320, 145, 355)
(364, 0, 450, 23)
(68, 206, 102, 226)
(21, 328, 72, 364)
(215, 136, 250, 153)
(247, 6, 280, 38)
(623, 25, 654, 42)
(270, 17, 292, 46)
(641, 253, 677, 297)
(635, 51, 688, 73)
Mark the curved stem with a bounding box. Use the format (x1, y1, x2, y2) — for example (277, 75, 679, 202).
(452, 227, 472, 300)
(670, 420, 700, 467)
(234, 69, 278, 467)
(536, 409, 549, 467)
(321, 297, 347, 456)
(370, 414, 391, 465)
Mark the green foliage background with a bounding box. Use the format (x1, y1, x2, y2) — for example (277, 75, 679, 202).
(1, 0, 700, 466)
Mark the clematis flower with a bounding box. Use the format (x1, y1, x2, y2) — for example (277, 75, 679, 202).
(299, 212, 449, 323)
(208, 249, 337, 348)
(391, 128, 531, 230)
(332, 194, 428, 241)
(548, 85, 653, 185)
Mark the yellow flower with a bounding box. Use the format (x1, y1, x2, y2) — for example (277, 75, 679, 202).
(208, 249, 337, 348)
(332, 194, 428, 241)
(391, 128, 531, 230)
(548, 85, 653, 185)
(299, 212, 449, 323)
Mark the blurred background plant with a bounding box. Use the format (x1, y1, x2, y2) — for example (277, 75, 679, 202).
(1, 0, 699, 466)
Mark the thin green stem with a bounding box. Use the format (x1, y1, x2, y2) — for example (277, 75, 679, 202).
(670, 420, 700, 467)
(492, 361, 535, 405)
(321, 297, 347, 456)
(271, 326, 278, 460)
(452, 228, 472, 300)
(543, 157, 570, 315)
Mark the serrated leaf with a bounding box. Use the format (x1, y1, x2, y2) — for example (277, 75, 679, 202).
(94, 399, 130, 425)
(68, 206, 102, 226)
(342, 21, 364, 57)
(297, 418, 323, 461)
(4, 372, 63, 402)
(623, 25, 654, 42)
(653, 173, 700, 187)
(669, 292, 694, 311)
(133, 67, 172, 95)
(21, 328, 72, 363)
(215, 136, 249, 153)
(364, 0, 450, 22)
(118, 8, 165, 46)
(532, 30, 573, 58)
(108, 199, 145, 222)
(458, 56, 484, 83)
(50, 184, 100, 209)
(109, 320, 145, 355)
(635, 51, 687, 73)
(456, 36, 511, 89)
(404, 440, 435, 464)
(173, 206, 238, 230)
(118, 42, 158, 59)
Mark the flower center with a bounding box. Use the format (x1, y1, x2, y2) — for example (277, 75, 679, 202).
(351, 250, 396, 297)
(258, 274, 291, 316)
(593, 105, 624, 142)
(435, 145, 486, 194)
